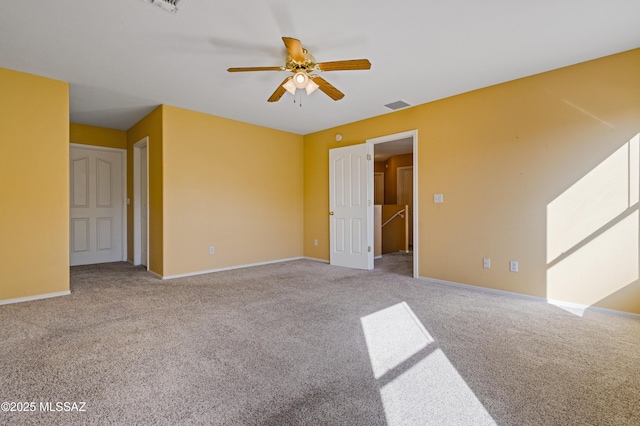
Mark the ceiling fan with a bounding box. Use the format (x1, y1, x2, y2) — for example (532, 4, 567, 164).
(227, 37, 371, 102)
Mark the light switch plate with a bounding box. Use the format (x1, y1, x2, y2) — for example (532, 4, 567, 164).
(434, 194, 444, 203)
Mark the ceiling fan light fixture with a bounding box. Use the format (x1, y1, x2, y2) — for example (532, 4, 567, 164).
(305, 79, 319, 95)
(293, 72, 309, 89)
(283, 72, 319, 96)
(283, 79, 297, 96)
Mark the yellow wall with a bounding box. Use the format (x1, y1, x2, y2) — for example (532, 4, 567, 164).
(303, 48, 640, 314)
(0, 68, 70, 300)
(70, 123, 127, 149)
(161, 105, 304, 277)
(126, 106, 164, 275)
(3, 48, 638, 316)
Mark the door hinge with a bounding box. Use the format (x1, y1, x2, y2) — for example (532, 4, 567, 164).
(367, 154, 372, 161)
(368, 246, 372, 252)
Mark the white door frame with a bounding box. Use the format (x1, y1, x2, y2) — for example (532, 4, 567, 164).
(397, 165, 414, 249)
(133, 137, 149, 268)
(374, 172, 385, 205)
(366, 130, 418, 278)
(69, 143, 127, 263)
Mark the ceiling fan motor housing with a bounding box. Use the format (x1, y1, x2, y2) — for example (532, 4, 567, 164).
(286, 49, 316, 73)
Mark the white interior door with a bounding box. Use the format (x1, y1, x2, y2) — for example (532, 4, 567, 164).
(70, 145, 125, 266)
(329, 143, 373, 270)
(374, 172, 385, 205)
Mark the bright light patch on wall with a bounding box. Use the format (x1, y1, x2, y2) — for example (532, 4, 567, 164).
(361, 302, 495, 425)
(547, 140, 634, 263)
(547, 134, 640, 313)
(547, 210, 638, 309)
(141, 0, 184, 13)
(630, 133, 640, 205)
(561, 99, 615, 129)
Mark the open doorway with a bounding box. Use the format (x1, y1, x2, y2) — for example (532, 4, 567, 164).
(367, 131, 417, 278)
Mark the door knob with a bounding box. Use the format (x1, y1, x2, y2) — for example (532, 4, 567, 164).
(329, 211, 334, 215)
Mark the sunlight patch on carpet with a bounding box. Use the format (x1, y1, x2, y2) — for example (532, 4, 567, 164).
(361, 302, 495, 425)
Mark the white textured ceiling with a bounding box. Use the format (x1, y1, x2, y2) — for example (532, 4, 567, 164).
(2, 0, 639, 135)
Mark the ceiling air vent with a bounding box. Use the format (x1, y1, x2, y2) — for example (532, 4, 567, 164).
(143, 0, 184, 13)
(384, 100, 411, 111)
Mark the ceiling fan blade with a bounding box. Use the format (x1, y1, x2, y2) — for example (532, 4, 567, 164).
(316, 59, 371, 71)
(227, 66, 283, 72)
(282, 37, 305, 63)
(268, 77, 292, 102)
(311, 76, 345, 101)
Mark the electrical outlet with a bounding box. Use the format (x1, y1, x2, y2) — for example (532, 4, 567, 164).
(314, 239, 318, 246)
(510, 260, 518, 272)
(483, 258, 491, 269)
(209, 246, 215, 255)
(434, 193, 444, 203)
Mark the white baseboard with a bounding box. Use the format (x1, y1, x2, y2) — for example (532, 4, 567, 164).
(161, 257, 305, 280)
(0, 290, 71, 306)
(420, 277, 640, 320)
(303, 256, 330, 264)
(147, 269, 163, 280)
(545, 298, 640, 319)
(422, 277, 542, 302)
(126, 259, 162, 279)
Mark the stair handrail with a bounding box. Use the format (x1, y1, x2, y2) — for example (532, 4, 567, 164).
(382, 208, 405, 228)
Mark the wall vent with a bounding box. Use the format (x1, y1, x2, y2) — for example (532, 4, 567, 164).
(143, 0, 184, 13)
(384, 100, 411, 111)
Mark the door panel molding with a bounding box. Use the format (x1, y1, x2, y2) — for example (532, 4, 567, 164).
(71, 157, 89, 208)
(71, 218, 90, 253)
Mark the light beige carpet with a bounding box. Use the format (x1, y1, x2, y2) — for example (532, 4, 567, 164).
(0, 254, 639, 425)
